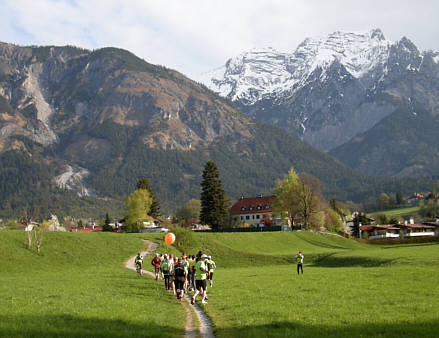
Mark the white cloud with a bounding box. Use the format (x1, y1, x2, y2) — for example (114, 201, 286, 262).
(1, 0, 438, 80)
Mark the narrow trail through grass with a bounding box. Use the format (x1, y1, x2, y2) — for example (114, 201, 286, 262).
(125, 239, 214, 338)
(163, 229, 439, 337)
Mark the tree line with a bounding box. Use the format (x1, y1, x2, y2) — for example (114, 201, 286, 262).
(122, 160, 348, 232)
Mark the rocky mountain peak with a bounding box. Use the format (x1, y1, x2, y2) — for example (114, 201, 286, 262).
(200, 29, 439, 157)
(201, 29, 392, 105)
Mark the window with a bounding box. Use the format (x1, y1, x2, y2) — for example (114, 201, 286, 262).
(241, 206, 246, 211)
(251, 215, 255, 219)
(249, 206, 254, 211)
(241, 216, 245, 220)
(246, 215, 250, 220)
(265, 205, 270, 209)
(257, 205, 262, 210)
(256, 215, 260, 219)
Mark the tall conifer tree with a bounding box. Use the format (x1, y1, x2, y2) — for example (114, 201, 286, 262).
(200, 160, 228, 229)
(136, 178, 161, 218)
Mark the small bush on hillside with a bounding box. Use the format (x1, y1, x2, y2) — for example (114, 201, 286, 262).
(169, 226, 198, 253)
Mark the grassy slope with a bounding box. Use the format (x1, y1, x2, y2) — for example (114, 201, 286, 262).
(171, 231, 439, 337)
(0, 231, 185, 338)
(2, 230, 438, 337)
(368, 206, 420, 218)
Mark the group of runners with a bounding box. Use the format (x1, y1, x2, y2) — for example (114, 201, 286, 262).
(135, 251, 216, 305)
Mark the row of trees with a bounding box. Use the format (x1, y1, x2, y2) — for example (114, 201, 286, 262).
(174, 161, 346, 231)
(418, 181, 439, 220)
(123, 160, 348, 232)
(364, 192, 407, 212)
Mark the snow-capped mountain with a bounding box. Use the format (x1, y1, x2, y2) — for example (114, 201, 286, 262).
(202, 29, 390, 104)
(201, 29, 439, 156)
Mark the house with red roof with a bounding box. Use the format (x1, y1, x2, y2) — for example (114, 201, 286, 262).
(71, 226, 103, 233)
(230, 195, 281, 227)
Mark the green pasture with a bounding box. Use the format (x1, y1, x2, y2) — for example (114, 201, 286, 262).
(368, 206, 420, 218)
(0, 231, 185, 337)
(1, 229, 438, 337)
(166, 231, 439, 337)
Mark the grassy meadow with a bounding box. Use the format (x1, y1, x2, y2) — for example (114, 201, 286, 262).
(0, 231, 185, 337)
(368, 206, 420, 219)
(167, 231, 439, 337)
(1, 229, 438, 337)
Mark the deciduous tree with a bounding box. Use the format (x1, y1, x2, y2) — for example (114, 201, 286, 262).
(176, 199, 201, 224)
(123, 189, 152, 232)
(272, 168, 301, 226)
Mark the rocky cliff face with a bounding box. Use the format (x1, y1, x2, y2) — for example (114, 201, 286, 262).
(201, 29, 439, 163)
(0, 43, 257, 199)
(0, 42, 370, 213)
(0, 44, 252, 153)
(0, 42, 435, 217)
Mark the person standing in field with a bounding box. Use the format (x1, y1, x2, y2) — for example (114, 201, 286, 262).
(296, 251, 304, 275)
(191, 254, 208, 305)
(207, 255, 216, 287)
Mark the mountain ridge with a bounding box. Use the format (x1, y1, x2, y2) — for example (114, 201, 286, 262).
(201, 29, 439, 177)
(0, 41, 435, 218)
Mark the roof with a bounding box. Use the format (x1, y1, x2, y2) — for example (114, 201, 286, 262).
(422, 222, 439, 227)
(400, 223, 435, 229)
(360, 225, 400, 231)
(230, 195, 276, 215)
(360, 223, 436, 231)
(71, 226, 103, 233)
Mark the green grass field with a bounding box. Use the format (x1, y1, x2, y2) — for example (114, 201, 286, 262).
(0, 231, 185, 337)
(368, 206, 420, 219)
(166, 231, 439, 337)
(1, 230, 438, 337)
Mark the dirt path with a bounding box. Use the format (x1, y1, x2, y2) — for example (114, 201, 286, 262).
(125, 240, 214, 338)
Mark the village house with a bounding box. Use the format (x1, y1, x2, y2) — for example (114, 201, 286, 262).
(71, 225, 103, 233)
(398, 223, 436, 238)
(423, 222, 439, 236)
(359, 225, 400, 240)
(230, 195, 281, 227)
(360, 220, 437, 240)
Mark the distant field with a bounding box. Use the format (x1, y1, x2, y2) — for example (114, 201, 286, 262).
(368, 206, 420, 218)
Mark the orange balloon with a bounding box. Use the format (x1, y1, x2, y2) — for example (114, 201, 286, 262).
(164, 232, 175, 245)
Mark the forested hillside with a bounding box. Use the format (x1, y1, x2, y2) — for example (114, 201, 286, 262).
(0, 42, 435, 218)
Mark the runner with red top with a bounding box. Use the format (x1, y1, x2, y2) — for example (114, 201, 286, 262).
(151, 253, 162, 280)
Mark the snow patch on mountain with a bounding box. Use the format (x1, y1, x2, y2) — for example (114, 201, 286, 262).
(201, 29, 392, 104)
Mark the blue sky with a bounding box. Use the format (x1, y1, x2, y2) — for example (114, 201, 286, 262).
(1, 0, 438, 80)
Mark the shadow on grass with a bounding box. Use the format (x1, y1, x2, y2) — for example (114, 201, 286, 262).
(309, 253, 395, 267)
(0, 314, 183, 338)
(294, 232, 351, 250)
(215, 320, 439, 337)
